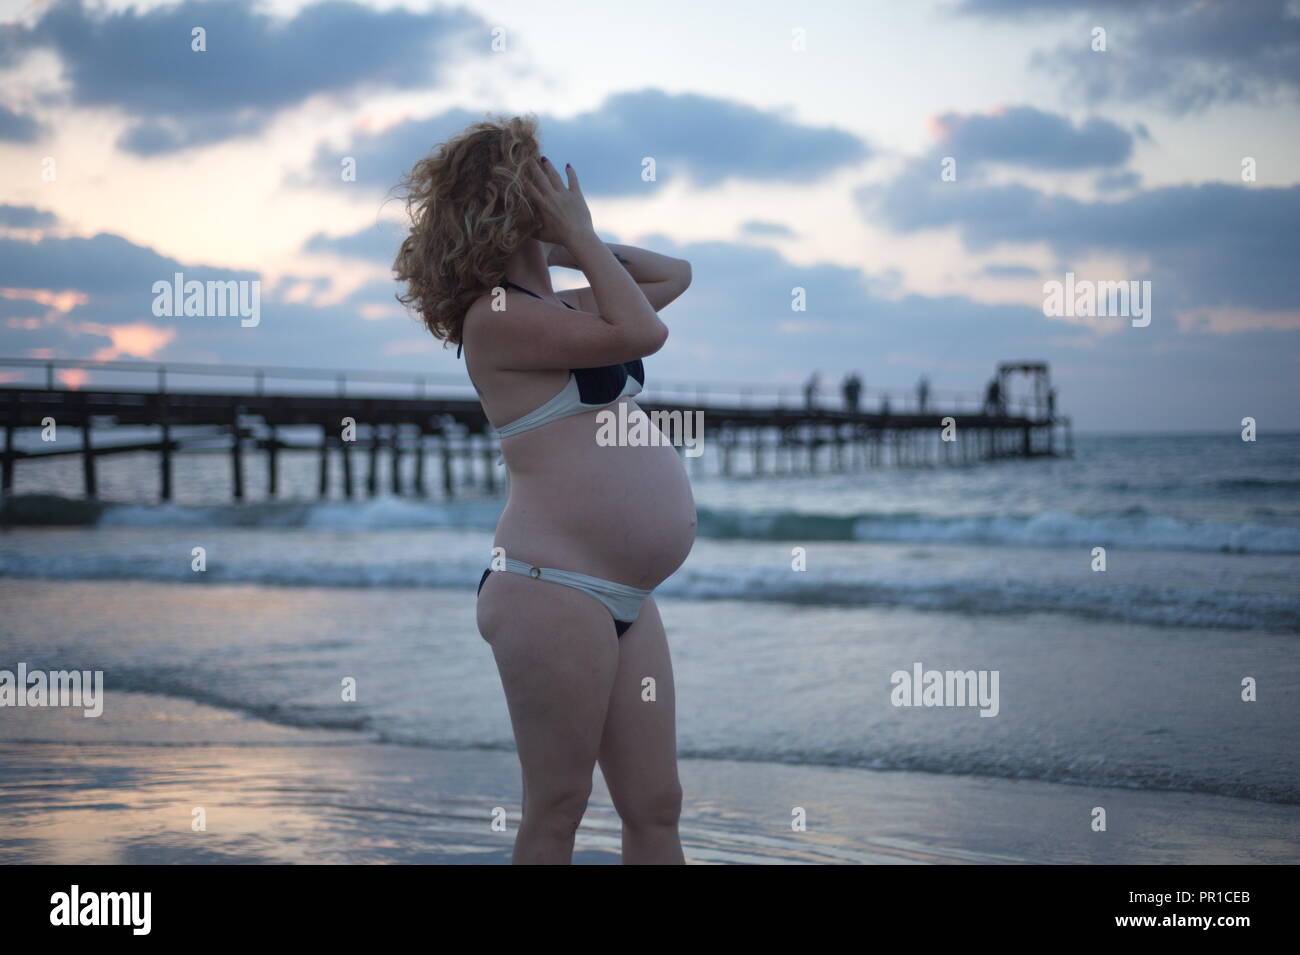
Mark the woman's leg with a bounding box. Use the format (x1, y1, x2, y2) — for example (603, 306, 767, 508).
(596, 597, 686, 864)
(477, 571, 620, 864)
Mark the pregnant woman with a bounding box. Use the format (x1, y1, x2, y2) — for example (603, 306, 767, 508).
(392, 115, 697, 864)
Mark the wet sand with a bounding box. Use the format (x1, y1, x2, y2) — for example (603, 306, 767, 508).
(2, 692, 1297, 865)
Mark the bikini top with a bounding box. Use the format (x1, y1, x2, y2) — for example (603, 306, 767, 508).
(459, 279, 645, 439)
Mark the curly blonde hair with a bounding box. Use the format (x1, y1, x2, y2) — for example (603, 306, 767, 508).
(392, 113, 541, 346)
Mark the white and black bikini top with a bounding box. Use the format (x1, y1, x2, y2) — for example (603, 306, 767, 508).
(459, 279, 645, 439)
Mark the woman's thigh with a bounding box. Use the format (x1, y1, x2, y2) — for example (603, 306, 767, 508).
(477, 571, 621, 794)
(595, 598, 682, 809)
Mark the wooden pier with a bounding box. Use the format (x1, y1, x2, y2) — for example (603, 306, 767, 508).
(0, 358, 1072, 502)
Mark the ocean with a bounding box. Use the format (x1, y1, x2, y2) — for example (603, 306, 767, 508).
(2, 431, 1297, 809)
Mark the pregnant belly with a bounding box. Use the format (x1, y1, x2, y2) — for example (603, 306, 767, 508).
(496, 400, 698, 589)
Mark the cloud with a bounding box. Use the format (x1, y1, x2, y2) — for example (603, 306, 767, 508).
(740, 220, 797, 238)
(0, 204, 58, 228)
(7, 0, 485, 155)
(606, 235, 1298, 432)
(0, 232, 254, 297)
(80, 320, 177, 361)
(961, 0, 1300, 114)
(1094, 170, 1142, 193)
(860, 148, 1300, 313)
(734, 240, 1298, 430)
(315, 89, 870, 195)
(2, 226, 1296, 430)
(982, 263, 1039, 279)
(0, 231, 259, 359)
(303, 221, 405, 263)
(0, 104, 43, 142)
(928, 106, 1133, 170)
(0, 229, 429, 368)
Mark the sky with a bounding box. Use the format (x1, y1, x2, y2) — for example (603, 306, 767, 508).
(1, 0, 1298, 431)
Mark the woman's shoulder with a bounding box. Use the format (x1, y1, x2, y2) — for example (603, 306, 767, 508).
(462, 281, 506, 318)
(460, 281, 524, 351)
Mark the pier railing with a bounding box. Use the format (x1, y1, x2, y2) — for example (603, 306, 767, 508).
(0, 357, 1042, 418)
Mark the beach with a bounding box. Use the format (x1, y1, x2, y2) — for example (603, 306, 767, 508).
(5, 691, 1299, 865)
(2, 573, 1298, 865)
(2, 433, 1298, 864)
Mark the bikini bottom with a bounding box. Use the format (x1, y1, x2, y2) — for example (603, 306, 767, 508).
(477, 557, 651, 637)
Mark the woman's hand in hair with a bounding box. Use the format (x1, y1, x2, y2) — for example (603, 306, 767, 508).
(525, 158, 594, 246)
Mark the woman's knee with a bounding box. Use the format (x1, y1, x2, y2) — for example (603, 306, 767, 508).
(525, 780, 593, 833)
(616, 779, 683, 830)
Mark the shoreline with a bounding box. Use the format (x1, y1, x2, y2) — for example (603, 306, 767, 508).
(2, 693, 1298, 865)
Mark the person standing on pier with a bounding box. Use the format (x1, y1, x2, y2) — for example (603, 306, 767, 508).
(805, 372, 821, 410)
(917, 375, 930, 413)
(843, 373, 862, 413)
(392, 114, 696, 865)
(985, 378, 1002, 417)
